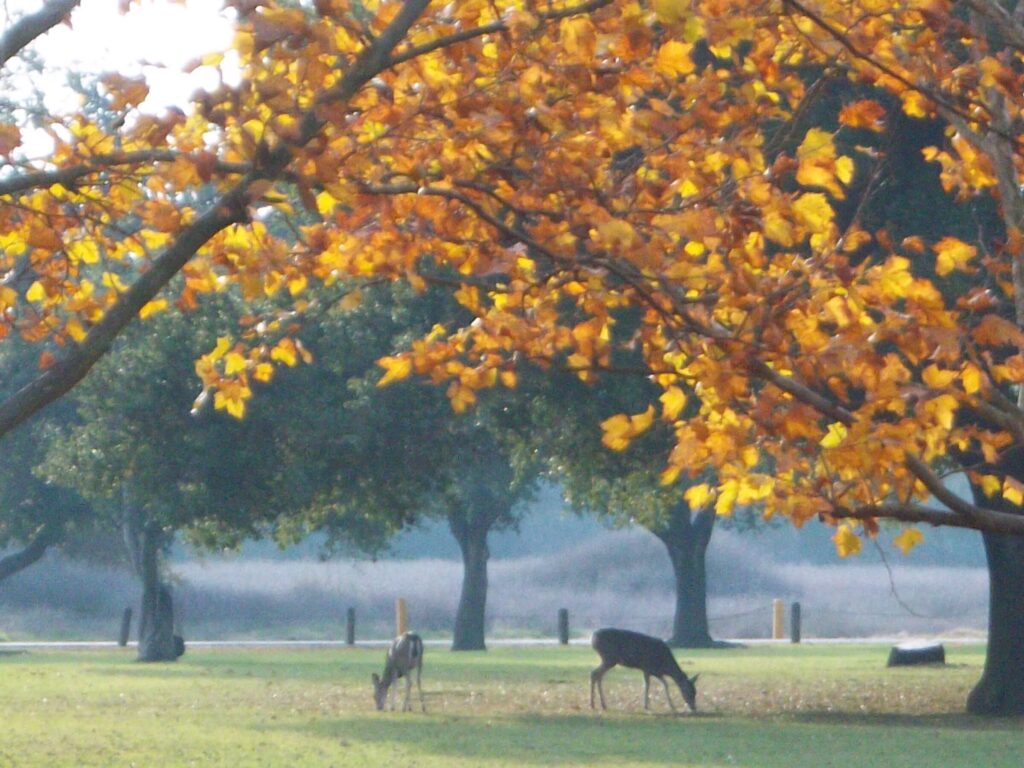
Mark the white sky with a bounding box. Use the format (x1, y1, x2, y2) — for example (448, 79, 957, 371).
(5, 0, 237, 114)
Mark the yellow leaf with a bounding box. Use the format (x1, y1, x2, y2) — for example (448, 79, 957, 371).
(922, 364, 957, 389)
(287, 274, 307, 296)
(934, 236, 976, 277)
(715, 479, 739, 516)
(660, 465, 681, 486)
(926, 394, 958, 430)
(660, 386, 687, 420)
(26, 281, 46, 303)
(654, 40, 695, 78)
(820, 421, 848, 449)
(684, 483, 713, 509)
(224, 352, 247, 376)
(961, 364, 983, 395)
(210, 336, 231, 361)
(893, 528, 923, 555)
(102, 272, 128, 292)
(796, 128, 849, 198)
(630, 405, 656, 435)
(600, 413, 633, 452)
(65, 319, 87, 342)
(448, 382, 477, 413)
(377, 355, 412, 386)
(254, 362, 274, 383)
(67, 240, 100, 264)
(901, 90, 930, 118)
(270, 339, 298, 367)
(792, 192, 834, 234)
(741, 444, 759, 468)
(559, 16, 596, 60)
(833, 525, 862, 558)
(1003, 477, 1024, 507)
(139, 298, 168, 320)
(980, 474, 1001, 497)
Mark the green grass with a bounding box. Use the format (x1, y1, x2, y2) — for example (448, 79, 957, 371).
(0, 643, 1020, 767)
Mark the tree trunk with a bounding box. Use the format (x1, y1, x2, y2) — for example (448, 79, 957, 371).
(967, 531, 1024, 715)
(451, 523, 489, 651)
(961, 448, 1024, 715)
(0, 523, 58, 582)
(652, 503, 715, 648)
(123, 490, 177, 663)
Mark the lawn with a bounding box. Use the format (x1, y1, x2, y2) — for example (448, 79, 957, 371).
(0, 643, 1020, 767)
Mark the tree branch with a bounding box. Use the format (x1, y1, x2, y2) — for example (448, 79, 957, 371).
(0, 151, 249, 197)
(0, 0, 78, 68)
(0, 522, 59, 582)
(0, 0, 432, 440)
(832, 501, 1024, 535)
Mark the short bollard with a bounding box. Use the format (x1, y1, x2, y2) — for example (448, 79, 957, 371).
(772, 598, 785, 640)
(395, 598, 408, 636)
(346, 607, 356, 646)
(118, 607, 132, 647)
(557, 608, 569, 645)
(790, 602, 801, 644)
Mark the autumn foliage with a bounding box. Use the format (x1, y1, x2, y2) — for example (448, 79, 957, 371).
(4, 0, 1024, 557)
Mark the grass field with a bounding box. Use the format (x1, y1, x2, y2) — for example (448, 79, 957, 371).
(0, 643, 1020, 767)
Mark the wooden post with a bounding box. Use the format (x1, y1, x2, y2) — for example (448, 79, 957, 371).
(772, 598, 784, 640)
(790, 601, 801, 644)
(557, 608, 569, 645)
(395, 598, 408, 636)
(118, 607, 132, 647)
(346, 607, 356, 646)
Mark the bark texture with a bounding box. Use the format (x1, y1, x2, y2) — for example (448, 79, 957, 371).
(651, 503, 715, 648)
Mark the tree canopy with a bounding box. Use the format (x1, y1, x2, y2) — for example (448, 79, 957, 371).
(4, 0, 1023, 544)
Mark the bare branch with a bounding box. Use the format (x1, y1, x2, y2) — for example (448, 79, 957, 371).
(832, 501, 1024, 535)
(963, 0, 1024, 54)
(0, 151, 249, 197)
(904, 453, 987, 523)
(0, 0, 78, 68)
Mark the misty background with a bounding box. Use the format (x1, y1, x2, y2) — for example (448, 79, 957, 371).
(0, 487, 988, 643)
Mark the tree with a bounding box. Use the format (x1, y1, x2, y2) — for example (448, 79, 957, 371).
(269, 283, 540, 651)
(42, 303, 307, 659)
(521, 366, 720, 647)
(340, 4, 1024, 715)
(0, 340, 97, 582)
(7, 0, 1024, 714)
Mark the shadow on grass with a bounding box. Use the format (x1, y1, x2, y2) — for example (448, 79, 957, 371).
(788, 710, 1024, 731)
(261, 709, 1024, 768)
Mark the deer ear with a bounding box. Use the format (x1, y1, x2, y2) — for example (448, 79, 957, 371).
(371, 673, 380, 685)
(690, 673, 700, 685)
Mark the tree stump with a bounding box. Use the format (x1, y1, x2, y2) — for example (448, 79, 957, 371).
(887, 641, 945, 667)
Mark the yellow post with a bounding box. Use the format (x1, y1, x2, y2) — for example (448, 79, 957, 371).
(395, 597, 408, 636)
(772, 598, 785, 640)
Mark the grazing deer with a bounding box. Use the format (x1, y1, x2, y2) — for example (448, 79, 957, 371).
(590, 627, 698, 713)
(372, 632, 425, 712)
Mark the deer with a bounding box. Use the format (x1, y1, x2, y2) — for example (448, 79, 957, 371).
(372, 632, 425, 712)
(590, 627, 698, 713)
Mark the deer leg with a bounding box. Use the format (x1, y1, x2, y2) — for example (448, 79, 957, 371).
(659, 676, 679, 713)
(403, 673, 413, 712)
(416, 661, 426, 713)
(591, 663, 612, 710)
